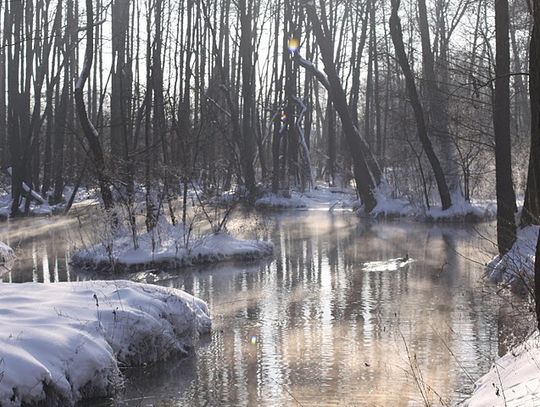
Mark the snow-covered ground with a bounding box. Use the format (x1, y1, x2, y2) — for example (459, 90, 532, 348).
(72, 222, 274, 272)
(370, 190, 497, 221)
(466, 225, 540, 405)
(0, 280, 211, 406)
(255, 184, 496, 223)
(486, 225, 539, 288)
(255, 185, 357, 211)
(466, 332, 540, 406)
(425, 196, 497, 222)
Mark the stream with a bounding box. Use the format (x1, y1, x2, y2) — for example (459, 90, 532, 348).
(0, 210, 531, 406)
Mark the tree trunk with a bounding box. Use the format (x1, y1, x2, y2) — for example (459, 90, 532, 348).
(75, 0, 115, 212)
(418, 0, 457, 194)
(304, 2, 377, 212)
(389, 0, 452, 210)
(534, 230, 540, 330)
(239, 0, 257, 197)
(522, 5, 540, 226)
(493, 0, 517, 255)
(52, 71, 68, 204)
(0, 0, 6, 166)
(111, 0, 131, 171)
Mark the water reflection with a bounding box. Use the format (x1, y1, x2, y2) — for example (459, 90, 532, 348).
(0, 211, 531, 406)
(0, 216, 79, 283)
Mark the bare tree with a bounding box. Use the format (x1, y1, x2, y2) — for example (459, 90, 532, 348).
(303, 0, 379, 212)
(389, 0, 452, 210)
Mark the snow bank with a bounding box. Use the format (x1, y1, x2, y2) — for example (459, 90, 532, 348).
(466, 332, 540, 406)
(255, 192, 308, 209)
(369, 187, 413, 218)
(425, 195, 496, 222)
(0, 280, 211, 406)
(358, 186, 495, 221)
(72, 223, 273, 272)
(356, 191, 494, 221)
(486, 226, 539, 287)
(255, 185, 357, 211)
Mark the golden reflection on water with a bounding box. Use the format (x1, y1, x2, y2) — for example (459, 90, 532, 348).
(0, 211, 531, 406)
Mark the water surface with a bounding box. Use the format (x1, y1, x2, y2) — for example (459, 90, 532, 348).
(0, 211, 530, 406)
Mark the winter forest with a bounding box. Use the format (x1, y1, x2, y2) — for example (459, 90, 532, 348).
(1, 0, 540, 404)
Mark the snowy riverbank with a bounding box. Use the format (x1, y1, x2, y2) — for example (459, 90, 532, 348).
(254, 184, 496, 222)
(255, 186, 357, 211)
(0, 280, 211, 406)
(486, 225, 539, 288)
(466, 225, 540, 405)
(466, 332, 540, 406)
(72, 222, 274, 272)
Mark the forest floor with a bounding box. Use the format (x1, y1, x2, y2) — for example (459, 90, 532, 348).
(0, 280, 211, 406)
(467, 225, 540, 406)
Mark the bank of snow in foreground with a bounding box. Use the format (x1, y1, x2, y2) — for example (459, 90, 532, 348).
(466, 225, 540, 405)
(72, 222, 273, 272)
(466, 332, 540, 406)
(0, 280, 211, 406)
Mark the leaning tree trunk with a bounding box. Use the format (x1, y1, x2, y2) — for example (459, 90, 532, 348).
(389, 0, 452, 210)
(304, 1, 378, 212)
(493, 0, 517, 255)
(75, 0, 114, 211)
